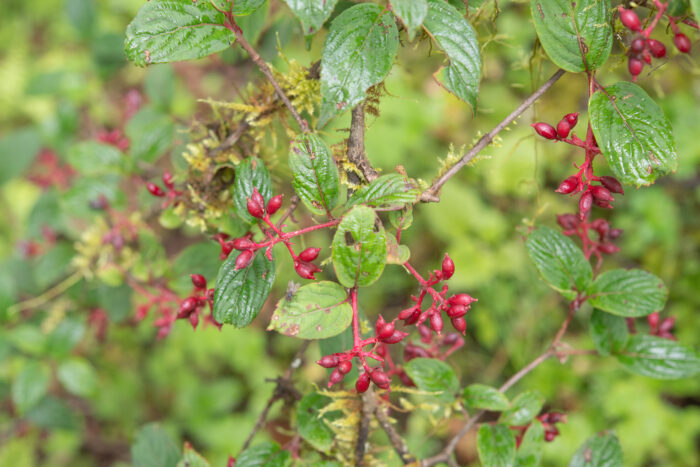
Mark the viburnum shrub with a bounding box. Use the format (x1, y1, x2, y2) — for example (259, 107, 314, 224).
(4, 0, 700, 465)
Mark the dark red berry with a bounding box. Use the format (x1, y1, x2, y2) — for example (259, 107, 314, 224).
(370, 368, 391, 389)
(246, 194, 265, 219)
(608, 228, 623, 239)
(328, 368, 345, 387)
(556, 119, 571, 139)
(647, 39, 666, 58)
(599, 176, 624, 194)
(619, 7, 641, 32)
(532, 122, 558, 140)
(189, 311, 199, 330)
(294, 261, 320, 280)
(556, 176, 579, 194)
(642, 49, 652, 65)
(162, 171, 174, 189)
(318, 355, 339, 368)
(405, 309, 421, 325)
(647, 312, 660, 331)
(430, 312, 443, 334)
(178, 297, 198, 318)
(356, 372, 370, 393)
(564, 112, 579, 127)
(191, 274, 207, 289)
(579, 191, 593, 218)
(545, 431, 557, 442)
(266, 194, 283, 215)
(628, 57, 643, 76)
(441, 254, 455, 280)
(398, 307, 415, 320)
(220, 242, 234, 259)
(599, 243, 620, 254)
(378, 322, 396, 340)
(233, 237, 255, 251)
(234, 250, 254, 270)
(674, 33, 691, 53)
(338, 360, 352, 374)
(446, 305, 467, 318)
(383, 330, 408, 344)
(451, 316, 467, 335)
(557, 213, 579, 230)
(630, 38, 645, 54)
(591, 185, 614, 203)
(298, 247, 321, 262)
(146, 182, 165, 197)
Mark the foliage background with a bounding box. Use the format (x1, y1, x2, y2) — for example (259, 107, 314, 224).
(0, 0, 699, 465)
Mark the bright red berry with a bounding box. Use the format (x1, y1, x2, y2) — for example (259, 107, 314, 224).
(449, 293, 477, 307)
(146, 182, 165, 197)
(599, 176, 624, 194)
(233, 237, 255, 251)
(189, 311, 199, 330)
(628, 57, 643, 76)
(674, 33, 691, 53)
(234, 250, 254, 270)
(579, 191, 593, 218)
(619, 7, 641, 32)
(647, 312, 660, 331)
(318, 355, 339, 368)
(294, 261, 320, 280)
(630, 38, 645, 54)
(378, 322, 396, 341)
(647, 39, 666, 58)
(642, 48, 652, 65)
(266, 194, 283, 215)
(178, 297, 198, 318)
(298, 247, 321, 262)
(190, 274, 207, 289)
(328, 368, 345, 387)
(659, 316, 676, 333)
(556, 119, 571, 139)
(556, 176, 579, 194)
(383, 330, 408, 344)
(441, 254, 455, 280)
(591, 185, 614, 203)
(356, 372, 370, 393)
(564, 112, 579, 127)
(338, 360, 352, 374)
(446, 305, 467, 318)
(370, 368, 391, 389)
(532, 122, 558, 140)
(451, 316, 467, 335)
(247, 196, 265, 219)
(430, 312, 443, 334)
(398, 307, 416, 320)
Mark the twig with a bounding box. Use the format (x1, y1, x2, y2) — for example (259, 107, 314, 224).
(276, 194, 300, 229)
(347, 104, 378, 184)
(239, 340, 311, 453)
(421, 69, 566, 202)
(374, 399, 416, 464)
(7, 271, 83, 317)
(355, 387, 375, 466)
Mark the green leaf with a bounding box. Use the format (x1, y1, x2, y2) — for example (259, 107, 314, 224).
(525, 226, 592, 299)
(404, 358, 459, 402)
(67, 141, 122, 175)
(268, 281, 351, 339)
(211, 0, 267, 16)
(57, 358, 97, 398)
(667, 0, 690, 16)
(66, 0, 97, 39)
(590, 309, 629, 356)
(319, 4, 399, 126)
(692, 0, 700, 24)
(569, 432, 623, 467)
(213, 251, 276, 327)
(423, 0, 481, 110)
(125, 107, 174, 163)
(297, 393, 341, 452)
(501, 390, 545, 426)
(124, 0, 234, 66)
(26, 396, 79, 430)
(98, 283, 133, 323)
(589, 81, 678, 186)
(391, 0, 428, 40)
(587, 269, 667, 317)
(236, 442, 291, 467)
(615, 334, 700, 380)
(386, 235, 411, 265)
(346, 174, 420, 211)
(46, 318, 85, 359)
(177, 444, 210, 467)
(0, 128, 41, 185)
(463, 384, 510, 412)
(331, 206, 387, 288)
(289, 133, 340, 215)
(233, 157, 273, 224)
(477, 423, 516, 467)
(515, 420, 545, 467)
(145, 64, 176, 111)
(131, 424, 181, 467)
(282, 0, 339, 35)
(171, 242, 221, 295)
(530, 0, 612, 72)
(12, 362, 50, 414)
(35, 242, 76, 290)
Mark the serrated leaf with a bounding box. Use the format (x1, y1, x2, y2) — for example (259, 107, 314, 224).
(615, 334, 700, 380)
(423, 0, 481, 110)
(233, 157, 273, 224)
(391, 0, 428, 40)
(587, 269, 667, 317)
(530, 0, 612, 72)
(477, 423, 516, 467)
(590, 309, 629, 356)
(525, 226, 592, 300)
(501, 390, 545, 426)
(12, 362, 50, 414)
(297, 393, 341, 452)
(268, 281, 351, 339)
(589, 81, 677, 186)
(404, 358, 459, 402)
(289, 133, 340, 215)
(282, 0, 339, 35)
(346, 174, 419, 211)
(211, 0, 267, 16)
(463, 384, 510, 412)
(124, 0, 234, 66)
(236, 442, 290, 467)
(319, 4, 399, 126)
(515, 420, 545, 467)
(131, 424, 181, 467)
(213, 251, 276, 327)
(177, 444, 210, 467)
(332, 206, 387, 288)
(67, 141, 122, 175)
(569, 432, 622, 467)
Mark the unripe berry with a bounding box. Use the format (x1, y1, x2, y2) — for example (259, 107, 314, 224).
(328, 368, 345, 387)
(298, 247, 321, 262)
(191, 274, 207, 289)
(448, 293, 477, 307)
(628, 57, 643, 76)
(234, 250, 254, 270)
(647, 39, 666, 58)
(162, 171, 174, 189)
(599, 176, 624, 194)
(233, 237, 255, 251)
(266, 194, 283, 215)
(146, 182, 165, 197)
(591, 185, 614, 203)
(630, 38, 645, 54)
(189, 311, 199, 330)
(674, 33, 691, 53)
(441, 254, 455, 280)
(556, 176, 579, 194)
(579, 191, 593, 218)
(430, 312, 443, 334)
(451, 316, 467, 335)
(383, 330, 408, 344)
(532, 122, 557, 140)
(619, 7, 641, 32)
(178, 297, 198, 318)
(356, 372, 370, 393)
(317, 355, 339, 368)
(338, 360, 352, 374)
(370, 368, 391, 389)
(556, 119, 571, 139)
(378, 322, 395, 340)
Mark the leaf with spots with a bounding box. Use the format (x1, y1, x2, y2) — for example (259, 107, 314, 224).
(530, 0, 612, 72)
(569, 432, 623, 467)
(268, 281, 352, 339)
(289, 133, 340, 216)
(589, 81, 678, 186)
(282, 0, 339, 36)
(332, 206, 387, 288)
(125, 0, 234, 67)
(213, 251, 276, 327)
(586, 269, 667, 317)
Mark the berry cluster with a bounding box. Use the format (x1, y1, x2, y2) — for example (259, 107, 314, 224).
(557, 214, 622, 267)
(646, 312, 676, 340)
(174, 274, 219, 331)
(145, 171, 182, 208)
(512, 411, 566, 448)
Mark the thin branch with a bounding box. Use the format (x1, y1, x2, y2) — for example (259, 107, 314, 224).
(421, 69, 566, 202)
(347, 104, 378, 184)
(355, 387, 375, 466)
(374, 399, 417, 464)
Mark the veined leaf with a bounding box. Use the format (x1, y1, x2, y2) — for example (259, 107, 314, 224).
(282, 0, 339, 35)
(332, 206, 387, 288)
(569, 432, 622, 467)
(587, 269, 667, 317)
(463, 384, 510, 412)
(289, 133, 340, 215)
(590, 308, 629, 356)
(404, 358, 459, 402)
(346, 174, 419, 211)
(233, 157, 273, 224)
(615, 335, 700, 380)
(477, 423, 516, 467)
(391, 0, 428, 40)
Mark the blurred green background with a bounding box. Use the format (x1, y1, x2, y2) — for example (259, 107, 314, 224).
(1, 0, 699, 465)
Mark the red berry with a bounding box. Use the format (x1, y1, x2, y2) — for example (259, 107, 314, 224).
(591, 185, 614, 203)
(405, 309, 421, 325)
(298, 247, 321, 262)
(191, 274, 207, 289)
(628, 57, 643, 76)
(532, 122, 558, 140)
(556, 176, 579, 194)
(599, 243, 620, 254)
(146, 182, 165, 197)
(246, 194, 265, 219)
(318, 355, 339, 368)
(579, 191, 593, 218)
(557, 213, 579, 230)
(446, 305, 467, 318)
(266, 194, 283, 215)
(608, 228, 623, 239)
(647, 39, 666, 58)
(162, 171, 174, 189)
(189, 311, 199, 330)
(564, 112, 579, 127)
(451, 316, 467, 335)
(294, 261, 320, 280)
(441, 254, 455, 280)
(556, 119, 571, 139)
(234, 250, 254, 270)
(630, 38, 645, 54)
(642, 49, 652, 65)
(378, 322, 396, 340)
(233, 237, 255, 251)
(430, 312, 443, 334)
(178, 297, 198, 318)
(674, 33, 691, 53)
(619, 7, 641, 32)
(356, 372, 370, 393)
(370, 368, 391, 389)
(544, 431, 557, 442)
(647, 312, 660, 331)
(220, 242, 234, 259)
(383, 330, 408, 344)
(448, 293, 477, 307)
(328, 368, 345, 387)
(599, 176, 624, 194)
(338, 360, 352, 374)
